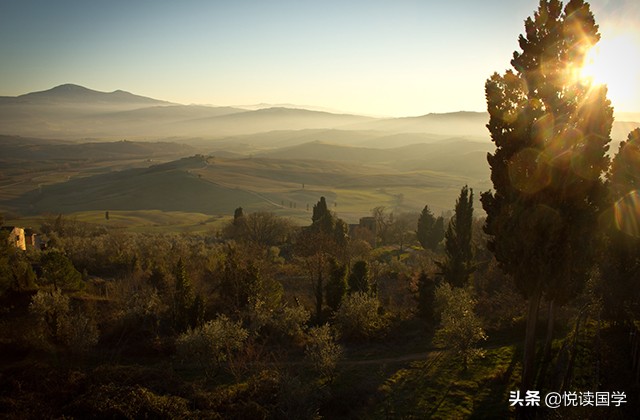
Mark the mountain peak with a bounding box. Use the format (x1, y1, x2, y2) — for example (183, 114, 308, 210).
(17, 84, 169, 105)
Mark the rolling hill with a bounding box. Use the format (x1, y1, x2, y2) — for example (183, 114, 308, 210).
(1, 84, 638, 143)
(1, 143, 482, 222)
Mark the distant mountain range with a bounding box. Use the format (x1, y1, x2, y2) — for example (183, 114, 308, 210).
(0, 84, 637, 144)
(0, 84, 492, 140)
(0, 84, 171, 106)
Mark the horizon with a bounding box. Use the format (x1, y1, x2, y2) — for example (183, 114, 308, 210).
(5, 83, 640, 121)
(1, 0, 639, 117)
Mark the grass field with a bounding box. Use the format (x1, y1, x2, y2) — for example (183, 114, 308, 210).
(5, 210, 231, 234)
(1, 150, 488, 224)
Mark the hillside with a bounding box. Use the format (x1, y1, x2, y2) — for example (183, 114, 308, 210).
(2, 84, 170, 105)
(0, 135, 196, 161)
(2, 85, 638, 143)
(1, 147, 482, 222)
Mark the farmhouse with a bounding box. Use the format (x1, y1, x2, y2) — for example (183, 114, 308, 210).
(1, 226, 26, 251)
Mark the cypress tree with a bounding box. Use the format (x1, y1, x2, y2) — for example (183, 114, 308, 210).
(437, 186, 474, 288)
(481, 0, 612, 391)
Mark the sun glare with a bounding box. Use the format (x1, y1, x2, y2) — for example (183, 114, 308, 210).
(579, 33, 640, 111)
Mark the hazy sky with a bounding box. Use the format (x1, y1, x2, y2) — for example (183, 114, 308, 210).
(1, 0, 638, 116)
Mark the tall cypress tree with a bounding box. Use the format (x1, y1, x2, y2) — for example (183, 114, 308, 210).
(325, 258, 348, 312)
(437, 185, 474, 288)
(312, 196, 333, 233)
(417, 205, 444, 251)
(600, 129, 640, 322)
(481, 0, 612, 391)
(173, 258, 194, 332)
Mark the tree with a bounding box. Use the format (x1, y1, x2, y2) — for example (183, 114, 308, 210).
(173, 258, 194, 332)
(233, 206, 244, 223)
(348, 260, 370, 295)
(417, 205, 445, 251)
(325, 258, 347, 313)
(599, 129, 640, 322)
(415, 271, 437, 325)
(241, 212, 292, 247)
(390, 212, 418, 257)
(29, 289, 99, 352)
(333, 292, 386, 341)
(371, 206, 394, 246)
(296, 197, 349, 321)
(39, 250, 83, 291)
(312, 196, 333, 233)
(480, 0, 612, 391)
(437, 186, 474, 288)
(175, 314, 248, 378)
(304, 324, 343, 380)
(434, 283, 487, 370)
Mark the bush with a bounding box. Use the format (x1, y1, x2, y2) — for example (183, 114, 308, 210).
(66, 384, 190, 418)
(434, 283, 487, 369)
(29, 289, 98, 351)
(175, 314, 248, 377)
(304, 324, 342, 380)
(333, 292, 386, 341)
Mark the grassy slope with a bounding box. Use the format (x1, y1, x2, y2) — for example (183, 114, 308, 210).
(2, 151, 480, 223)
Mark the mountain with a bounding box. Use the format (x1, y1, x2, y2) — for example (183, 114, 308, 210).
(350, 111, 491, 138)
(170, 107, 375, 137)
(0, 135, 196, 161)
(0, 85, 375, 140)
(2, 83, 170, 106)
(257, 138, 492, 179)
(1, 84, 637, 143)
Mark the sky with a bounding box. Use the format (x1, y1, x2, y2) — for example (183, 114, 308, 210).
(1, 0, 639, 117)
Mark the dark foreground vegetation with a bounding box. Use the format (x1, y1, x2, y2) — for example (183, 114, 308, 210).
(0, 181, 638, 418)
(1, 1, 640, 418)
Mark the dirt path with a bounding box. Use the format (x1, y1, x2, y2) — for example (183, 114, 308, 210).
(340, 349, 444, 367)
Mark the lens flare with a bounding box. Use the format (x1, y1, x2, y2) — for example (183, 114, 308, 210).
(579, 32, 640, 111)
(614, 190, 640, 237)
(508, 148, 551, 194)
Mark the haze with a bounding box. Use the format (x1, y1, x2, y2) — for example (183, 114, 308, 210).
(1, 0, 639, 116)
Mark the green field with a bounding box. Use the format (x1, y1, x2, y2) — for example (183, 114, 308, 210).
(0, 140, 489, 224)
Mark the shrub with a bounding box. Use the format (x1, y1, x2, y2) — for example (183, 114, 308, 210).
(434, 283, 487, 369)
(304, 324, 342, 380)
(29, 289, 98, 351)
(333, 292, 386, 341)
(175, 314, 248, 377)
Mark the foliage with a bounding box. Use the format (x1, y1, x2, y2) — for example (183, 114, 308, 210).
(296, 219, 346, 321)
(0, 230, 36, 293)
(348, 260, 370, 295)
(599, 128, 640, 321)
(67, 384, 190, 419)
(304, 324, 343, 379)
(434, 283, 487, 369)
(437, 185, 474, 288)
(175, 314, 248, 377)
(224, 211, 292, 247)
(216, 245, 283, 323)
(312, 196, 333, 233)
(416, 205, 445, 251)
(39, 250, 84, 291)
(172, 258, 202, 332)
(415, 271, 437, 325)
(481, 0, 612, 389)
(325, 258, 348, 312)
(265, 303, 310, 341)
(333, 292, 386, 341)
(29, 289, 99, 351)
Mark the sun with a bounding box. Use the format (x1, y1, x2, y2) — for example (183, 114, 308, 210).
(579, 33, 640, 111)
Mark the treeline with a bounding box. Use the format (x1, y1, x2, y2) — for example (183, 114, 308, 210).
(0, 187, 526, 417)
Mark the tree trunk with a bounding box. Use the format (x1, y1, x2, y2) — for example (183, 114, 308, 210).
(315, 270, 323, 321)
(522, 286, 542, 392)
(543, 299, 555, 361)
